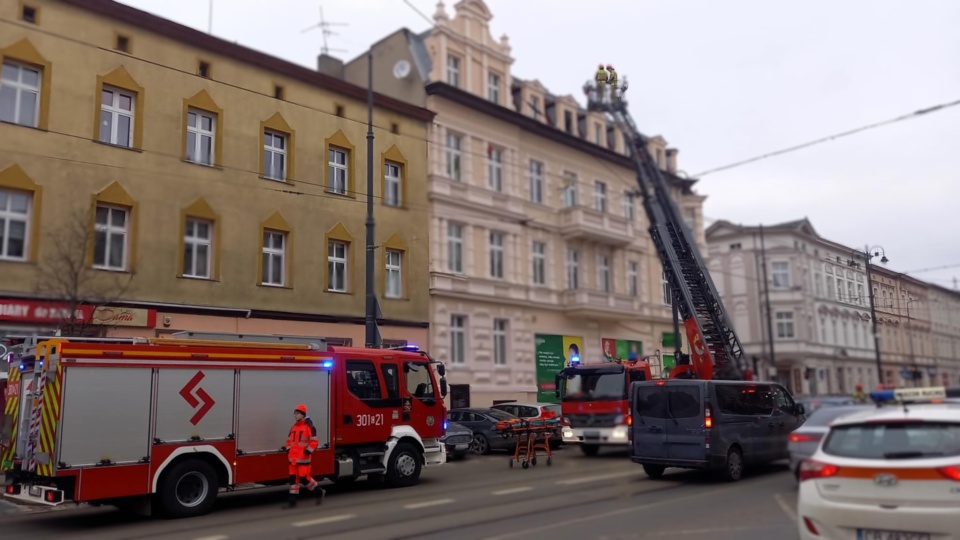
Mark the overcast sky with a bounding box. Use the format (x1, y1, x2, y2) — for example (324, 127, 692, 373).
(117, 0, 960, 292)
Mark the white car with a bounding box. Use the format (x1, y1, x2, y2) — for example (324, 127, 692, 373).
(797, 392, 960, 540)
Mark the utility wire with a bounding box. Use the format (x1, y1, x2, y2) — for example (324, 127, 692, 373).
(694, 98, 960, 177)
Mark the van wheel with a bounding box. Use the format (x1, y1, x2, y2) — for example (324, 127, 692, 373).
(157, 459, 218, 518)
(580, 444, 600, 456)
(722, 447, 743, 482)
(643, 465, 666, 479)
(385, 442, 422, 488)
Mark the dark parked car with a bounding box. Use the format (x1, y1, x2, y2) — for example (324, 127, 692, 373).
(448, 408, 518, 455)
(441, 421, 474, 460)
(795, 396, 861, 415)
(787, 404, 874, 478)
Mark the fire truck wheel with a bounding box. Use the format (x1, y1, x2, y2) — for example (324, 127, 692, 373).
(157, 459, 218, 518)
(385, 442, 422, 488)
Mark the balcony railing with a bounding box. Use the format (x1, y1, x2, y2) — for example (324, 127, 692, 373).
(558, 206, 633, 246)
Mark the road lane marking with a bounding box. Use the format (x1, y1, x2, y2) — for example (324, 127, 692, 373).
(404, 498, 455, 509)
(194, 536, 229, 540)
(555, 471, 632, 485)
(483, 475, 781, 540)
(292, 514, 356, 528)
(492, 486, 533, 496)
(775, 492, 798, 523)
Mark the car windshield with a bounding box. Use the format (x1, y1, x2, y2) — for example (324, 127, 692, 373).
(561, 370, 626, 401)
(823, 421, 960, 459)
(485, 409, 515, 421)
(804, 405, 875, 427)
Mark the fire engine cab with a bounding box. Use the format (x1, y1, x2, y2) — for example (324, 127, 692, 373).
(1, 332, 448, 518)
(556, 356, 654, 455)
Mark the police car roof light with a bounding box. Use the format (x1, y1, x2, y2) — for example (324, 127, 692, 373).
(869, 386, 960, 404)
(320, 359, 334, 369)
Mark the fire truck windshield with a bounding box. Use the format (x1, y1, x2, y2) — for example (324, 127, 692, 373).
(560, 370, 627, 401)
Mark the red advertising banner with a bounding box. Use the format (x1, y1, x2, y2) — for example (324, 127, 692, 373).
(0, 299, 156, 328)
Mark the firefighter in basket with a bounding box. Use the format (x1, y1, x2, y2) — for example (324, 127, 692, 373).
(284, 403, 325, 508)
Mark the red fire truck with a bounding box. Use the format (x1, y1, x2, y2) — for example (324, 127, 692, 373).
(1, 332, 448, 518)
(556, 357, 654, 455)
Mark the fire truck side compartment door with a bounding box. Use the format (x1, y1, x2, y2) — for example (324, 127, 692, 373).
(59, 367, 152, 467)
(156, 369, 234, 443)
(237, 369, 331, 453)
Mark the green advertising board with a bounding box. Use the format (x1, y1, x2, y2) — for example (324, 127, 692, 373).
(534, 334, 583, 403)
(601, 338, 643, 362)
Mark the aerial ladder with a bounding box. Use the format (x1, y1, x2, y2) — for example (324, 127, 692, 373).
(585, 73, 746, 381)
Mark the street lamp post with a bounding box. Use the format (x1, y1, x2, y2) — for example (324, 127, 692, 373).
(852, 245, 888, 386)
(364, 51, 380, 348)
(905, 297, 919, 387)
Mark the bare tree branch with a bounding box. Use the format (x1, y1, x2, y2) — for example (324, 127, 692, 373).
(34, 207, 134, 336)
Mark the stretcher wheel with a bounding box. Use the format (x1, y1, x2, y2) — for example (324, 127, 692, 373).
(531, 457, 538, 466)
(521, 460, 529, 469)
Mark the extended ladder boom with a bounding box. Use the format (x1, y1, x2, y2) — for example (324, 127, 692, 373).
(587, 83, 745, 381)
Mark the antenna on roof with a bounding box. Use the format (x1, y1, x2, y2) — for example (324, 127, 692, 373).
(301, 4, 349, 56)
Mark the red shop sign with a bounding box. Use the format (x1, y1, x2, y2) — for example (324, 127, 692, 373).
(0, 299, 94, 324)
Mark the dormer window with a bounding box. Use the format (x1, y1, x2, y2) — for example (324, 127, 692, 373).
(529, 95, 540, 119)
(487, 72, 500, 103)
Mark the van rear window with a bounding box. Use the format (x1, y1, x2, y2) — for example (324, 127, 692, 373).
(635, 386, 701, 419)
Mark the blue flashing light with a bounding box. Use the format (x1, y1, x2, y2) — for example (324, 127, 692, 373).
(569, 355, 580, 365)
(320, 360, 334, 369)
(869, 389, 896, 402)
(400, 344, 420, 352)
(19, 363, 25, 370)
(443, 420, 448, 430)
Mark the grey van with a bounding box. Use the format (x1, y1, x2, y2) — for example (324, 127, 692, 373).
(629, 379, 805, 481)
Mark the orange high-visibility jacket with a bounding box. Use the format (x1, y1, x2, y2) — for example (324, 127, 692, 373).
(287, 418, 319, 465)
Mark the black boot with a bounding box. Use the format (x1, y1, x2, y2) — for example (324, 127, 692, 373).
(282, 493, 297, 509)
(314, 487, 326, 505)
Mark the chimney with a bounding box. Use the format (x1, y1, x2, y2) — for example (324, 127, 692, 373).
(666, 148, 678, 173)
(317, 54, 344, 79)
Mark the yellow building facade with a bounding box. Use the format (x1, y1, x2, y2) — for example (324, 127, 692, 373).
(0, 0, 434, 344)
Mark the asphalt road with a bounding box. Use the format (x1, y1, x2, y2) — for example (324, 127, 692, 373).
(0, 447, 800, 540)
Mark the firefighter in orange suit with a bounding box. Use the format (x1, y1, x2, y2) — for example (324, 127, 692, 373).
(284, 403, 324, 508)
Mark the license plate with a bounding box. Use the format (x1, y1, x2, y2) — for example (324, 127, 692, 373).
(584, 430, 600, 439)
(29, 486, 41, 497)
(454, 443, 468, 450)
(858, 529, 931, 540)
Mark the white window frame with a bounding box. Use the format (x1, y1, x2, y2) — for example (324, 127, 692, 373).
(385, 249, 402, 298)
(384, 161, 402, 206)
(627, 261, 638, 297)
(0, 188, 30, 261)
(183, 218, 212, 278)
(662, 270, 672, 306)
(186, 107, 216, 165)
(489, 232, 504, 279)
(93, 205, 129, 271)
(447, 55, 460, 87)
(532, 241, 546, 285)
(776, 311, 796, 339)
(487, 147, 503, 192)
(263, 130, 287, 181)
(528, 160, 543, 203)
(814, 273, 823, 297)
(566, 249, 579, 289)
(563, 172, 577, 208)
(493, 319, 508, 365)
(99, 86, 135, 147)
(327, 240, 348, 292)
(0, 61, 41, 127)
(623, 192, 635, 220)
(446, 133, 462, 181)
(448, 222, 463, 273)
(261, 230, 286, 286)
(857, 283, 865, 306)
(597, 255, 610, 292)
(594, 181, 607, 212)
(771, 261, 790, 289)
(450, 315, 466, 364)
(328, 146, 348, 194)
(487, 72, 500, 103)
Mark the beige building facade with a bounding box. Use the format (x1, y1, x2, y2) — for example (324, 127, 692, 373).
(348, 0, 707, 406)
(706, 219, 960, 396)
(0, 0, 433, 345)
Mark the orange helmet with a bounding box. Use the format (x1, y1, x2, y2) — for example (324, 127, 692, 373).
(294, 404, 307, 415)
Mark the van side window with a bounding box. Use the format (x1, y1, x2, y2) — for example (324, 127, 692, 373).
(771, 385, 796, 414)
(715, 385, 752, 415)
(346, 360, 383, 400)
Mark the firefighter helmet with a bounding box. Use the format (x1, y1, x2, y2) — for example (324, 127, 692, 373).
(294, 404, 308, 415)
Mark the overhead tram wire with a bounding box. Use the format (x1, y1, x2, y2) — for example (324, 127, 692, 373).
(693, 98, 960, 177)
